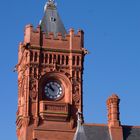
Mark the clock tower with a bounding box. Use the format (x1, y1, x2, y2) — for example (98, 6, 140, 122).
(16, 1, 87, 140)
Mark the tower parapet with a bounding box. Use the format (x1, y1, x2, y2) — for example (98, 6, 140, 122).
(24, 24, 84, 51)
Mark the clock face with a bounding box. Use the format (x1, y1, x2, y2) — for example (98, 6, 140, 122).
(44, 81, 63, 100)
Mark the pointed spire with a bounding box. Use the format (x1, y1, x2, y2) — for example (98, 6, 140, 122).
(40, 0, 66, 36)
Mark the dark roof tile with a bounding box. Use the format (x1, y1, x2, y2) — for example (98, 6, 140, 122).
(123, 126, 140, 140)
(83, 125, 111, 140)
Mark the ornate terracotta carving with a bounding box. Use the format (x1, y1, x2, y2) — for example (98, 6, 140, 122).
(30, 78, 37, 100)
(73, 93, 80, 104)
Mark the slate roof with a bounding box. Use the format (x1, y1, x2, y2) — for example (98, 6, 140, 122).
(73, 124, 111, 140)
(73, 124, 87, 140)
(84, 125, 111, 140)
(40, 0, 67, 36)
(74, 124, 140, 140)
(123, 126, 140, 140)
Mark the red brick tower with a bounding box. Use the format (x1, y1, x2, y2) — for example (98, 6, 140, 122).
(16, 1, 87, 140)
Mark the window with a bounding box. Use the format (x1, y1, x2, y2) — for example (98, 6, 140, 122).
(73, 56, 75, 65)
(34, 52, 38, 62)
(66, 56, 69, 65)
(62, 55, 64, 65)
(50, 17, 56, 22)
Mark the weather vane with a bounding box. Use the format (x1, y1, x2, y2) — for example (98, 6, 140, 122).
(47, 0, 55, 5)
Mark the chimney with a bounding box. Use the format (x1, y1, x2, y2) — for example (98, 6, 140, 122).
(106, 94, 121, 127)
(106, 94, 123, 140)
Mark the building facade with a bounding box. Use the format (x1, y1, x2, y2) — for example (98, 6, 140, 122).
(16, 1, 140, 140)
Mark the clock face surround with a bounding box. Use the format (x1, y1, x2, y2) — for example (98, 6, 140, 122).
(44, 81, 63, 100)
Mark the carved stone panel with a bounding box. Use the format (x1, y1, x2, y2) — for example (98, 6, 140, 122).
(30, 78, 38, 101)
(72, 81, 81, 105)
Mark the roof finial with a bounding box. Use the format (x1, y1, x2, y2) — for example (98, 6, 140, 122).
(47, 0, 56, 7)
(48, 0, 55, 3)
(44, 0, 57, 11)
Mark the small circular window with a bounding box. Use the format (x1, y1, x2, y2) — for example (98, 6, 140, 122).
(50, 17, 56, 22)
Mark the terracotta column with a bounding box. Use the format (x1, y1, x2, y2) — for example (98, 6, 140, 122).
(69, 28, 74, 77)
(106, 94, 123, 140)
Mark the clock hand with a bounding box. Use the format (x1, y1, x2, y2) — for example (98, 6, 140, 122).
(49, 85, 54, 92)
